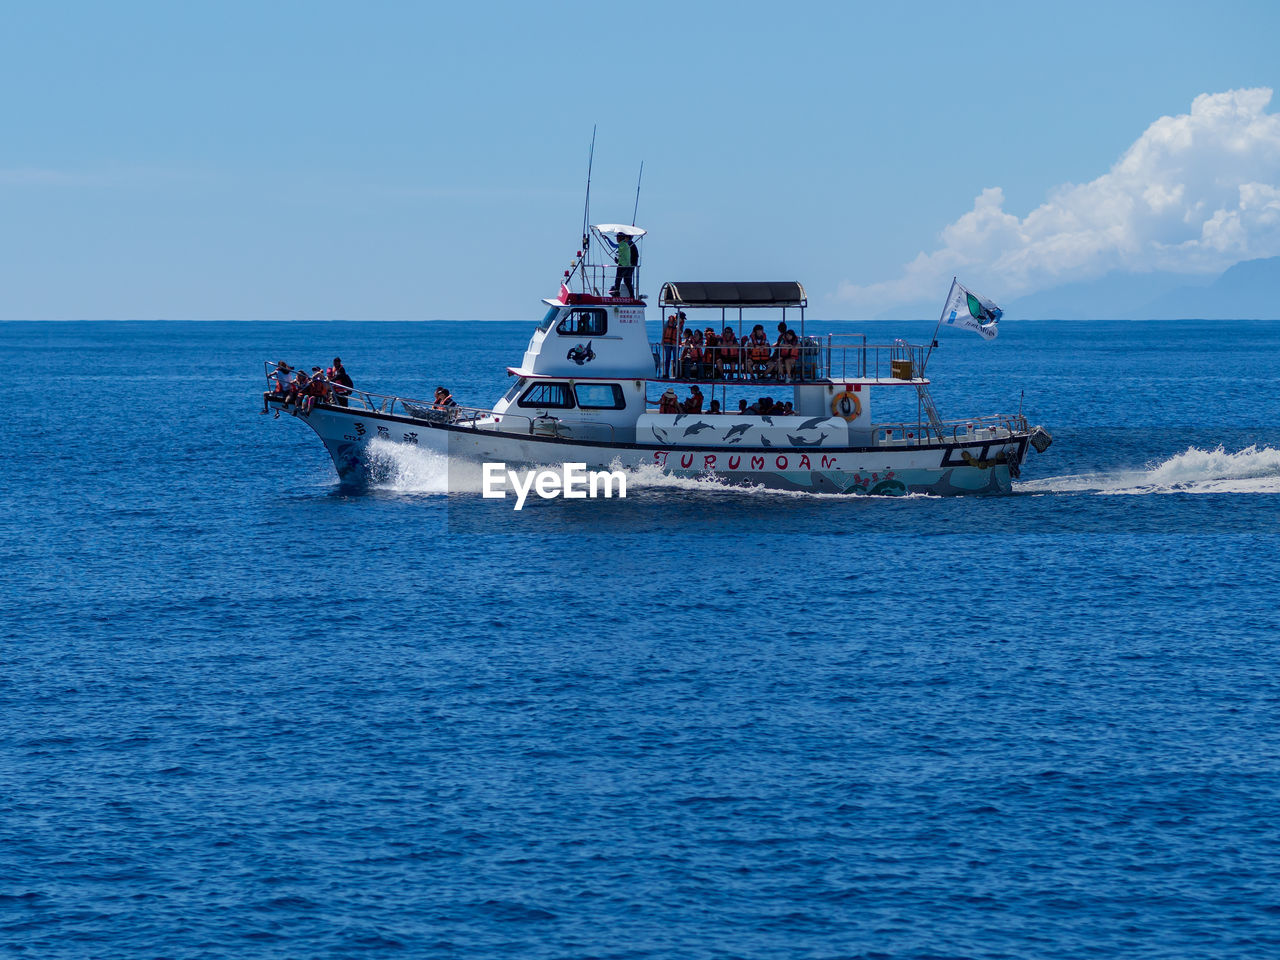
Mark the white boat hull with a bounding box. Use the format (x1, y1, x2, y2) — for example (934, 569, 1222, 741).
(270, 398, 1029, 496)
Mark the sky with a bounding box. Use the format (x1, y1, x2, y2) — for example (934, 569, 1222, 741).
(2, 0, 1279, 321)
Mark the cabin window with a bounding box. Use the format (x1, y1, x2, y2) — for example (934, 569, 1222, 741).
(556, 308, 607, 336)
(518, 382, 575, 409)
(537, 306, 560, 332)
(574, 383, 626, 410)
(501, 378, 526, 403)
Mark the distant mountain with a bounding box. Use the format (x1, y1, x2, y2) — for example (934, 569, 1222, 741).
(1004, 270, 1213, 320)
(869, 256, 1280, 322)
(1139, 257, 1280, 319)
(1003, 257, 1280, 320)
(870, 300, 939, 323)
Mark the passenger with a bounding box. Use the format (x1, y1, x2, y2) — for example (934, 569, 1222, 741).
(433, 385, 457, 409)
(285, 369, 308, 410)
(718, 327, 739, 380)
(692, 329, 708, 379)
(661, 315, 681, 377)
(745, 398, 762, 415)
(270, 361, 293, 395)
(737, 398, 749, 415)
(746, 324, 772, 378)
(658, 387, 681, 414)
(680, 330, 700, 379)
(708, 399, 722, 415)
(782, 401, 795, 416)
(759, 397, 775, 416)
(683, 384, 704, 413)
(330, 357, 353, 407)
(300, 367, 327, 416)
(262, 361, 293, 414)
(703, 327, 721, 379)
(762, 344, 778, 380)
(777, 328, 800, 381)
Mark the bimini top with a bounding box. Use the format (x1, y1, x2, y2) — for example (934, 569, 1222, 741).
(659, 281, 807, 308)
(592, 223, 648, 238)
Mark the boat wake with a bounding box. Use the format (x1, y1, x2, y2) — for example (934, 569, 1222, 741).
(1018, 445, 1280, 496)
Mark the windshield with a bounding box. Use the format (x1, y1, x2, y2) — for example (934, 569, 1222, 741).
(537, 306, 559, 332)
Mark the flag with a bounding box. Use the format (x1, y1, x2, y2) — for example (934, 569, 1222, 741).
(942, 279, 1001, 340)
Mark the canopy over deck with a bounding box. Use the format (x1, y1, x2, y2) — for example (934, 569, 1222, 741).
(659, 281, 807, 308)
(592, 223, 647, 238)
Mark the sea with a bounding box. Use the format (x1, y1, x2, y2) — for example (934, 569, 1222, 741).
(3, 317, 1279, 959)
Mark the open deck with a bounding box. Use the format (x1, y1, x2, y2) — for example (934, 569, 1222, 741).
(652, 280, 929, 384)
(648, 335, 929, 385)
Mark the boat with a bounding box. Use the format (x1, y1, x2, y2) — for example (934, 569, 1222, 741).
(261, 221, 1052, 496)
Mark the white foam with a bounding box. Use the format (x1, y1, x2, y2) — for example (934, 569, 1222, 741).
(1017, 445, 1280, 496)
(364, 437, 483, 494)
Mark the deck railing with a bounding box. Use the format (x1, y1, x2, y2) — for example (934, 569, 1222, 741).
(262, 362, 618, 441)
(649, 336, 926, 383)
(570, 263, 643, 299)
(874, 413, 1029, 446)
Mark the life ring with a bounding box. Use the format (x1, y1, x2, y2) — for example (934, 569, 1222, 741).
(831, 390, 861, 421)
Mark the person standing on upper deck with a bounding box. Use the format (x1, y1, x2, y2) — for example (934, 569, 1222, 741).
(610, 231, 637, 298)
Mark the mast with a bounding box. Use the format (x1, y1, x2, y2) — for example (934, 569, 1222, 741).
(581, 126, 596, 277)
(631, 161, 644, 225)
(922, 277, 955, 374)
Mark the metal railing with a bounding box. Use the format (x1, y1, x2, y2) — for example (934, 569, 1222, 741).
(825, 337, 926, 382)
(647, 337, 927, 383)
(873, 413, 1029, 446)
(571, 263, 643, 299)
(261, 362, 616, 441)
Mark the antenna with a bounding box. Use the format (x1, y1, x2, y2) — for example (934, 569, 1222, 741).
(631, 160, 644, 225)
(581, 125, 596, 247)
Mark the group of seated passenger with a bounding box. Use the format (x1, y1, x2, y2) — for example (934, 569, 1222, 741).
(658, 386, 705, 414)
(734, 396, 795, 416)
(265, 358, 353, 417)
(655, 387, 795, 417)
(671, 320, 805, 382)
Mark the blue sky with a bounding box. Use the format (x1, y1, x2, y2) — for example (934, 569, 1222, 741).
(2, 0, 1278, 320)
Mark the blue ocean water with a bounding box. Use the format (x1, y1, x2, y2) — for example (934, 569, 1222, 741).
(3, 317, 1280, 959)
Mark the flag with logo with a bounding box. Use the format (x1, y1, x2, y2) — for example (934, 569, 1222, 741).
(942, 279, 1001, 340)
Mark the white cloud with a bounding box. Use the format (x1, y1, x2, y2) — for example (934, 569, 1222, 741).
(837, 88, 1280, 312)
